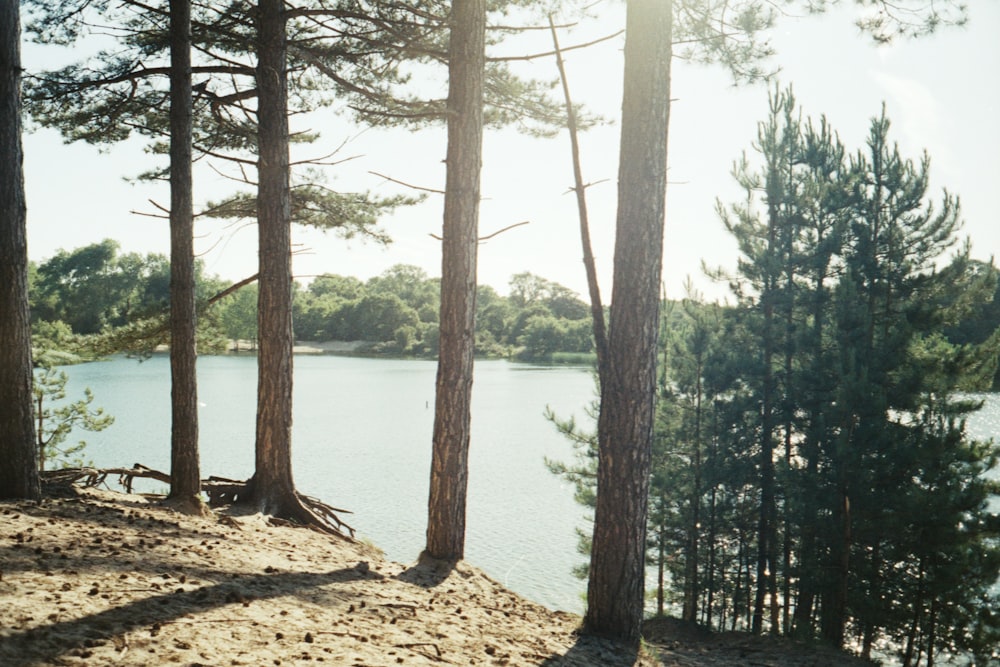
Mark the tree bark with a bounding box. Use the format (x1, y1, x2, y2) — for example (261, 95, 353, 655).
(753, 197, 779, 636)
(682, 357, 703, 623)
(584, 0, 672, 648)
(425, 0, 485, 562)
(167, 0, 202, 509)
(254, 0, 297, 513)
(0, 2, 40, 501)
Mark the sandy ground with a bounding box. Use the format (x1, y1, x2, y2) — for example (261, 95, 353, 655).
(0, 487, 875, 667)
(0, 487, 657, 667)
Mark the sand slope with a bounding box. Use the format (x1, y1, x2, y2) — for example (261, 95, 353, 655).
(1, 488, 877, 666)
(0, 488, 654, 666)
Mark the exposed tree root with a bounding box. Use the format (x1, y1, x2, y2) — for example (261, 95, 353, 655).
(40, 464, 355, 539)
(41, 463, 170, 493)
(230, 475, 356, 540)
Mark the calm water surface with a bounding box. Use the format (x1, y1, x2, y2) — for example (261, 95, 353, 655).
(64, 354, 597, 612)
(61, 355, 1000, 614)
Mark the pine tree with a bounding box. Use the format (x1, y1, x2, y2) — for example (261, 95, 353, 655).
(0, 1, 39, 500)
(425, 0, 486, 562)
(585, 0, 673, 646)
(167, 0, 202, 512)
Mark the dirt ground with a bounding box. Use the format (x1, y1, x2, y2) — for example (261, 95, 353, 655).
(0, 487, 875, 666)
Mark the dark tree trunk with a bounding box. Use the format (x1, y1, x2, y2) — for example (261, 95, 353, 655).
(656, 521, 666, 616)
(424, 0, 485, 562)
(792, 262, 830, 638)
(682, 359, 703, 623)
(753, 181, 780, 636)
(0, 2, 39, 501)
(167, 0, 201, 508)
(584, 0, 672, 648)
(821, 482, 851, 646)
(254, 0, 297, 513)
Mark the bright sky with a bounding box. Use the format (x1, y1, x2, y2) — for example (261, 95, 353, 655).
(22, 2, 1000, 303)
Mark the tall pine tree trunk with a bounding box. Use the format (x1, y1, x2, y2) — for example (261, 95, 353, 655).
(682, 358, 703, 623)
(0, 2, 39, 501)
(753, 215, 779, 636)
(585, 0, 672, 647)
(425, 0, 485, 561)
(254, 0, 297, 513)
(167, 0, 201, 509)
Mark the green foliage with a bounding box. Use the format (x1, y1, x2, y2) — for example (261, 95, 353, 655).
(28, 247, 595, 359)
(33, 365, 114, 471)
(709, 92, 998, 654)
(21, 0, 584, 245)
(543, 401, 599, 580)
(287, 266, 592, 358)
(547, 91, 999, 659)
(31, 320, 87, 367)
(29, 240, 233, 357)
(214, 282, 259, 347)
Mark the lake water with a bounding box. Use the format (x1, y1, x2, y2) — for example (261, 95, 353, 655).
(62, 354, 598, 613)
(60, 355, 1000, 616)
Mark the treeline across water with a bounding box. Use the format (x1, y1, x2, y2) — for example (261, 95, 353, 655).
(27, 242, 595, 361)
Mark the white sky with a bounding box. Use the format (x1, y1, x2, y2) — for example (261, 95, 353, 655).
(22, 2, 1000, 302)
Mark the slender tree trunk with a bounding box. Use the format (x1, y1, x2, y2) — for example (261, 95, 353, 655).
(753, 293, 777, 634)
(167, 0, 201, 509)
(585, 0, 672, 647)
(734, 518, 750, 631)
(706, 482, 719, 628)
(425, 0, 485, 562)
(683, 359, 703, 623)
(753, 175, 782, 635)
(254, 0, 296, 513)
(822, 478, 851, 646)
(548, 17, 608, 378)
(656, 519, 666, 616)
(902, 560, 925, 667)
(782, 321, 793, 635)
(705, 405, 720, 629)
(0, 2, 39, 501)
(926, 596, 937, 667)
(861, 539, 882, 659)
(792, 265, 830, 637)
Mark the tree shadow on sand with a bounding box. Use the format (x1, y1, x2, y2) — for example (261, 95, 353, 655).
(539, 632, 642, 666)
(394, 550, 457, 588)
(0, 566, 376, 666)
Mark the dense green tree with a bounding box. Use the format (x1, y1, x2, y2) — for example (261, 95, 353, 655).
(549, 83, 997, 660)
(476, 285, 514, 355)
(347, 293, 420, 343)
(710, 95, 999, 657)
(943, 259, 1000, 390)
(815, 106, 988, 649)
(308, 274, 364, 301)
(366, 265, 439, 313)
(215, 282, 259, 348)
(32, 241, 176, 335)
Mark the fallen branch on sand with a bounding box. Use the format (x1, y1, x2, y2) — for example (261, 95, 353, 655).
(40, 464, 355, 539)
(41, 463, 170, 493)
